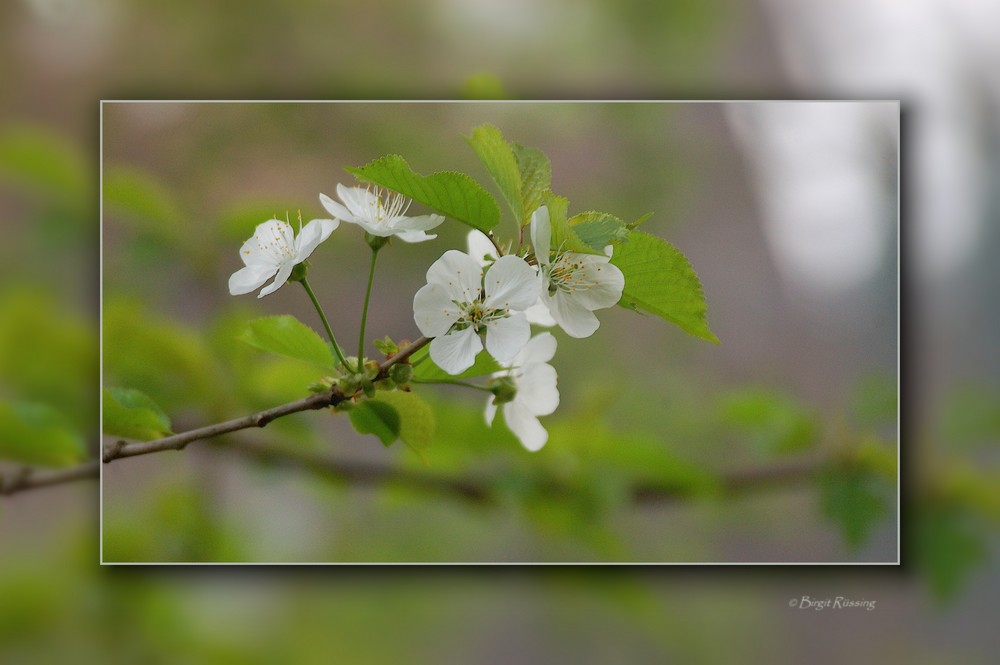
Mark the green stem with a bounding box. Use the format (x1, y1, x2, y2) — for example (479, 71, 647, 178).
(410, 378, 493, 393)
(300, 277, 352, 372)
(357, 248, 380, 372)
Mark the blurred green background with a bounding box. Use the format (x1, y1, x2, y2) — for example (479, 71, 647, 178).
(1, 0, 997, 661)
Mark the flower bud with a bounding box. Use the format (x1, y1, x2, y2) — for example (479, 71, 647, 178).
(361, 377, 376, 398)
(489, 376, 517, 405)
(389, 363, 413, 385)
(307, 376, 336, 393)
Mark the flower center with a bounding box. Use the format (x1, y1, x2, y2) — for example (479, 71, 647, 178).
(455, 299, 506, 333)
(256, 223, 296, 263)
(543, 253, 591, 296)
(366, 186, 412, 226)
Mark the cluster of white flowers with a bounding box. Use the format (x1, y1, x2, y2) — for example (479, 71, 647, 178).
(229, 184, 624, 452)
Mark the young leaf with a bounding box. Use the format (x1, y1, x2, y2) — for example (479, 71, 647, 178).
(819, 468, 889, 550)
(0, 401, 86, 467)
(512, 143, 551, 225)
(916, 502, 988, 602)
(376, 391, 435, 457)
(410, 346, 503, 381)
(239, 315, 335, 371)
(610, 230, 719, 343)
(541, 192, 597, 255)
(348, 400, 401, 447)
(102, 388, 173, 441)
(567, 211, 630, 252)
(345, 154, 499, 232)
(466, 124, 523, 224)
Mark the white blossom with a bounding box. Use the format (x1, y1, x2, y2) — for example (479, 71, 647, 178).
(485, 332, 560, 452)
(466, 230, 557, 327)
(530, 206, 625, 338)
(320, 184, 444, 243)
(228, 218, 338, 298)
(413, 250, 539, 375)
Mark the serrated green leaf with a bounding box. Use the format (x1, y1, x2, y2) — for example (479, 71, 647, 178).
(0, 401, 86, 467)
(102, 388, 172, 441)
(512, 143, 551, 225)
(345, 154, 499, 232)
(819, 468, 888, 549)
(466, 125, 523, 223)
(239, 315, 335, 371)
(376, 391, 435, 457)
(610, 230, 719, 343)
(348, 400, 401, 447)
(410, 346, 503, 380)
(540, 191, 596, 255)
(568, 211, 630, 252)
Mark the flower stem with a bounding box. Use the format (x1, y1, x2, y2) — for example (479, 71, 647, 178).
(357, 247, 380, 373)
(299, 277, 352, 372)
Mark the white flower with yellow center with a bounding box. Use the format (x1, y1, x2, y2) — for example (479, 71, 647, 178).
(228, 217, 338, 298)
(466, 230, 557, 327)
(320, 184, 445, 243)
(530, 206, 625, 338)
(485, 332, 560, 452)
(413, 250, 540, 375)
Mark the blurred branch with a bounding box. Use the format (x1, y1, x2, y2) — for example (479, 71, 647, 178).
(102, 337, 431, 463)
(0, 459, 99, 497)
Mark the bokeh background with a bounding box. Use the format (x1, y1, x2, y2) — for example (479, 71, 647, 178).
(2, 0, 997, 661)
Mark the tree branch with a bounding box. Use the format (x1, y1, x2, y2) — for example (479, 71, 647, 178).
(0, 459, 100, 497)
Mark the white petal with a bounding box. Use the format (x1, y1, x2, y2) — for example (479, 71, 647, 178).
(571, 255, 625, 310)
(529, 206, 551, 265)
(319, 193, 357, 224)
(516, 363, 559, 416)
(515, 332, 557, 366)
(466, 230, 498, 266)
(336, 184, 380, 220)
(429, 327, 483, 375)
(483, 255, 540, 311)
(395, 230, 437, 243)
(413, 283, 462, 337)
(228, 264, 278, 295)
(485, 313, 530, 364)
(545, 291, 600, 338)
(294, 218, 339, 262)
(387, 213, 445, 233)
(426, 250, 483, 302)
(524, 298, 557, 327)
(257, 261, 295, 298)
(244, 219, 296, 265)
(484, 398, 498, 426)
(504, 402, 548, 452)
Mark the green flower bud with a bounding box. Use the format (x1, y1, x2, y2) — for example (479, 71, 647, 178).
(332, 399, 355, 412)
(389, 363, 413, 386)
(489, 376, 517, 405)
(361, 377, 376, 398)
(307, 376, 336, 393)
(288, 260, 309, 283)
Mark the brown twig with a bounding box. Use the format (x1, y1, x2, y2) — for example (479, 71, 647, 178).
(0, 460, 100, 497)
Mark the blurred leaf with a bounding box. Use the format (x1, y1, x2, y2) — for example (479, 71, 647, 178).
(218, 201, 302, 243)
(348, 400, 401, 447)
(239, 315, 336, 372)
(376, 391, 435, 458)
(102, 388, 172, 441)
(345, 154, 499, 232)
(410, 346, 502, 381)
(611, 230, 719, 343)
(915, 502, 988, 602)
(460, 73, 508, 99)
(819, 468, 888, 550)
(0, 401, 86, 467)
(0, 126, 85, 200)
(568, 211, 630, 251)
(721, 390, 817, 454)
(851, 373, 898, 428)
(103, 167, 183, 229)
(940, 384, 1000, 449)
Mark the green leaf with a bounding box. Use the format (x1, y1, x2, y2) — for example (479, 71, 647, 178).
(819, 468, 888, 549)
(610, 230, 719, 343)
(466, 125, 552, 228)
(568, 211, 630, 252)
(0, 126, 86, 199)
(345, 154, 499, 232)
(348, 400, 401, 447)
(916, 503, 987, 602)
(239, 315, 335, 371)
(410, 346, 503, 381)
(102, 388, 172, 441)
(0, 401, 86, 467)
(103, 168, 183, 229)
(721, 390, 817, 454)
(541, 192, 595, 255)
(376, 391, 435, 457)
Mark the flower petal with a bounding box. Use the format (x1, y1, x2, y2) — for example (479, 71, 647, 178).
(466, 230, 498, 267)
(336, 184, 380, 220)
(413, 283, 462, 337)
(257, 260, 295, 298)
(242, 219, 296, 265)
(570, 255, 625, 310)
(294, 218, 339, 262)
(483, 255, 540, 311)
(485, 312, 530, 364)
(503, 402, 548, 451)
(228, 264, 278, 295)
(319, 192, 357, 224)
(388, 213, 445, 233)
(529, 206, 551, 265)
(429, 327, 483, 375)
(484, 398, 498, 426)
(425, 250, 483, 302)
(544, 291, 600, 338)
(516, 363, 559, 416)
(514, 332, 557, 366)
(524, 299, 557, 327)
(395, 230, 437, 243)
